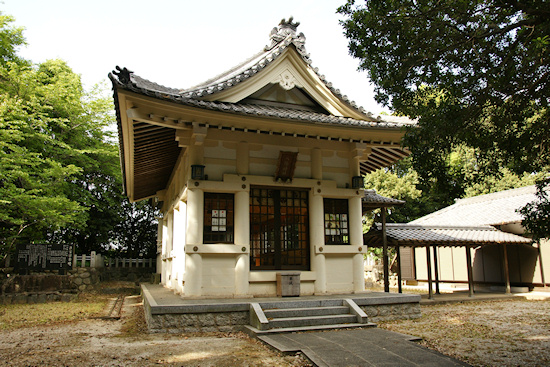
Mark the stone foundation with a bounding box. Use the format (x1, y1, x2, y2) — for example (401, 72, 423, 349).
(146, 310, 249, 333)
(142, 284, 422, 333)
(361, 302, 422, 322)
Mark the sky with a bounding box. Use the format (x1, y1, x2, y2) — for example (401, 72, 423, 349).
(2, 0, 386, 114)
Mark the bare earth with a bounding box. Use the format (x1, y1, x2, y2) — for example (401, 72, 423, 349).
(0, 296, 309, 367)
(1, 294, 549, 366)
(379, 297, 550, 367)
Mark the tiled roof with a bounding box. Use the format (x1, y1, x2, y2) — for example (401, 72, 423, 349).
(180, 17, 365, 113)
(368, 223, 532, 246)
(411, 185, 542, 226)
(110, 72, 412, 129)
(109, 17, 415, 129)
(362, 190, 405, 209)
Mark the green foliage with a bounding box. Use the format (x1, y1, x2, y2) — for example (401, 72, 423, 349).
(363, 158, 436, 228)
(339, 0, 550, 237)
(112, 200, 158, 258)
(0, 60, 88, 250)
(0, 12, 26, 66)
(518, 178, 550, 242)
(0, 13, 158, 259)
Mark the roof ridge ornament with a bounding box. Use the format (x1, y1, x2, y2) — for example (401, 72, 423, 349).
(112, 66, 134, 86)
(268, 16, 306, 51)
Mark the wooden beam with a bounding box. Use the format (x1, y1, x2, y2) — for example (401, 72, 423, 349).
(382, 209, 390, 293)
(433, 245, 440, 295)
(538, 241, 547, 288)
(502, 244, 511, 294)
(426, 246, 433, 300)
(396, 246, 402, 294)
(466, 246, 474, 297)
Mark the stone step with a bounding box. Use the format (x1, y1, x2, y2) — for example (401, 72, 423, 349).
(259, 299, 344, 310)
(264, 305, 350, 319)
(269, 314, 358, 329)
(242, 322, 377, 337)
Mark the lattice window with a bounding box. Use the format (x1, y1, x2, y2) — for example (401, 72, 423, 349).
(250, 188, 309, 270)
(323, 198, 350, 245)
(203, 193, 234, 244)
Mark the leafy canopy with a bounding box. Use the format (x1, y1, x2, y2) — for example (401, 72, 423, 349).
(0, 12, 158, 259)
(339, 0, 549, 235)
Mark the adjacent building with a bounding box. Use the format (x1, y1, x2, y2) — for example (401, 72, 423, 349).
(377, 185, 549, 293)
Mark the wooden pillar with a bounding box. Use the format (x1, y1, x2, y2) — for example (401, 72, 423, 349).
(502, 244, 511, 294)
(426, 246, 433, 300)
(466, 246, 474, 297)
(396, 246, 402, 293)
(382, 209, 390, 293)
(433, 245, 440, 295)
(537, 241, 546, 288)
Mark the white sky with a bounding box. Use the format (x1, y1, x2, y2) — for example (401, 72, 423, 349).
(2, 0, 386, 114)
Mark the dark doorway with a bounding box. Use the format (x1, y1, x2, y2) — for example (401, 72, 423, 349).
(250, 187, 310, 270)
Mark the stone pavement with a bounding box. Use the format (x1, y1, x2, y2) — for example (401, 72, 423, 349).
(259, 328, 470, 367)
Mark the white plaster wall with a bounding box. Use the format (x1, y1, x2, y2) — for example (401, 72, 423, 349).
(201, 255, 236, 296)
(204, 142, 237, 181)
(435, 247, 456, 281)
(293, 161, 311, 179)
(322, 152, 350, 187)
(204, 160, 237, 181)
(415, 247, 469, 282)
(249, 282, 277, 297)
(325, 255, 354, 293)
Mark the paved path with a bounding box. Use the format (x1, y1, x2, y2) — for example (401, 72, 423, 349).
(259, 328, 470, 367)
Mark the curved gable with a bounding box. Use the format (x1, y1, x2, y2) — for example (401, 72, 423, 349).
(200, 46, 371, 120)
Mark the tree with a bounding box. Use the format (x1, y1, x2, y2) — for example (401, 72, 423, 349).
(363, 158, 437, 226)
(111, 199, 158, 258)
(339, 0, 549, 235)
(0, 12, 26, 66)
(0, 60, 88, 255)
(0, 12, 160, 261)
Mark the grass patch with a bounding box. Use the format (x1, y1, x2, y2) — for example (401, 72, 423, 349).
(0, 294, 109, 331)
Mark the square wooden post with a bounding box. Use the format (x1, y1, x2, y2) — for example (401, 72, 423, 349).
(433, 245, 440, 295)
(538, 241, 546, 288)
(426, 246, 433, 300)
(502, 244, 511, 294)
(396, 246, 402, 294)
(466, 246, 474, 297)
(382, 209, 390, 293)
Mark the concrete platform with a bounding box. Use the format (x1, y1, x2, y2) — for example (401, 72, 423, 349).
(141, 283, 421, 333)
(418, 289, 550, 305)
(260, 328, 470, 367)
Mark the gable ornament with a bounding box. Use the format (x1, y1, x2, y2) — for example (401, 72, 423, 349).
(275, 70, 301, 90)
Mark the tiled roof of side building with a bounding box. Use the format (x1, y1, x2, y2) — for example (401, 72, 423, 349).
(362, 190, 406, 209)
(410, 185, 542, 226)
(371, 223, 532, 245)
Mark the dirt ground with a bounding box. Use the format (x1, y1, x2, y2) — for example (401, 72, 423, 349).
(379, 297, 550, 367)
(1, 292, 549, 367)
(0, 296, 309, 367)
